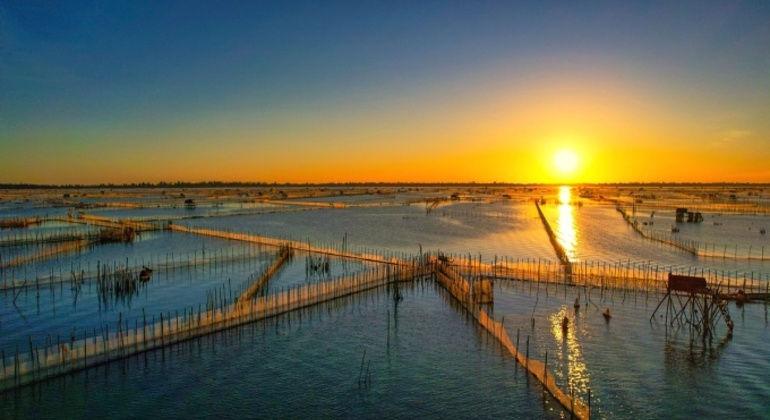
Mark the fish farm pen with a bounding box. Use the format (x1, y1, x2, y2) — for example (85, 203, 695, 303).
(2, 185, 769, 419)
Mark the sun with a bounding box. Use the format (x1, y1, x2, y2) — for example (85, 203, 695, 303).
(553, 148, 579, 175)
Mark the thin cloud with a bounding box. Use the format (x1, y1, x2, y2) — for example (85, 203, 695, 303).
(712, 129, 752, 147)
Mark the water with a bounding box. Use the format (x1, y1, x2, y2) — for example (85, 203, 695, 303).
(493, 281, 770, 418)
(182, 201, 554, 260)
(539, 201, 770, 277)
(1, 284, 566, 419)
(2, 186, 770, 418)
(0, 247, 374, 356)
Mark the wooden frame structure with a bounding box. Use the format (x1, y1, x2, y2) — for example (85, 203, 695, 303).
(650, 273, 732, 337)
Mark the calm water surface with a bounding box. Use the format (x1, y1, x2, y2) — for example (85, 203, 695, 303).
(2, 284, 566, 419)
(2, 188, 770, 419)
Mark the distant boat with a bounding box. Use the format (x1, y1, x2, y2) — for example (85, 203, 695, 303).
(671, 225, 679, 233)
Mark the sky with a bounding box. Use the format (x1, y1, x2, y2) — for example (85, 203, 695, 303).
(1, 1, 769, 185)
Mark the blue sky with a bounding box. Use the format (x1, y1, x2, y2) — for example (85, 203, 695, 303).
(2, 1, 769, 184)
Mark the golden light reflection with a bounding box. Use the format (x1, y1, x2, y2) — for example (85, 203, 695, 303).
(549, 306, 590, 396)
(556, 186, 577, 260)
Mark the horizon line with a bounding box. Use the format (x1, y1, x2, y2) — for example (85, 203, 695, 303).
(2, 181, 770, 190)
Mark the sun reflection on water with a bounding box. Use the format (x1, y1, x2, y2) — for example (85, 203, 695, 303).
(550, 306, 590, 397)
(556, 186, 577, 261)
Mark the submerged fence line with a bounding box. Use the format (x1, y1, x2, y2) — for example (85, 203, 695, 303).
(617, 206, 770, 261)
(4, 237, 767, 299)
(434, 262, 590, 419)
(626, 200, 770, 217)
(98, 205, 312, 224)
(440, 253, 770, 298)
(0, 217, 43, 229)
(0, 216, 161, 274)
(0, 226, 97, 248)
(2, 221, 767, 410)
(0, 239, 91, 270)
(0, 242, 268, 291)
(432, 207, 539, 221)
(237, 246, 292, 303)
(534, 202, 572, 272)
(49, 215, 161, 233)
(0, 262, 427, 393)
(168, 224, 413, 266)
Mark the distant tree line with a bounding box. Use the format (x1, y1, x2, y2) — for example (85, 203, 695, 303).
(0, 181, 767, 190)
(0, 181, 272, 189)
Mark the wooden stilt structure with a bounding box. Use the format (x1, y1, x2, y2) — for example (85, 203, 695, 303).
(650, 273, 732, 337)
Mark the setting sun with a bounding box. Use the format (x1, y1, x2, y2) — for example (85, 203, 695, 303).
(554, 149, 579, 175)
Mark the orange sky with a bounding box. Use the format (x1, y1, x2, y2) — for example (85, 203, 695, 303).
(2, 3, 769, 185)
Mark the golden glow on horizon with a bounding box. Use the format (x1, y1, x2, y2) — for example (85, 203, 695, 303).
(4, 47, 770, 185)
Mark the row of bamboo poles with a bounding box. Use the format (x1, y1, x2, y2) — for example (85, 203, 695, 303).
(236, 245, 292, 303)
(434, 207, 539, 221)
(56, 214, 160, 233)
(441, 253, 770, 298)
(0, 242, 268, 291)
(0, 227, 137, 270)
(0, 217, 43, 229)
(0, 216, 159, 247)
(5, 245, 758, 414)
(0, 226, 98, 247)
(434, 262, 590, 419)
(0, 214, 163, 271)
(2, 221, 765, 416)
(167, 224, 414, 266)
(11, 214, 752, 297)
(2, 218, 767, 415)
(624, 200, 770, 216)
(5, 237, 767, 300)
(534, 201, 572, 272)
(0, 262, 427, 393)
(0, 239, 91, 270)
(617, 206, 770, 260)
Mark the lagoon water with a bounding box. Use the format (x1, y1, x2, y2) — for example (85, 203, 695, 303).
(2, 283, 566, 419)
(1, 186, 769, 418)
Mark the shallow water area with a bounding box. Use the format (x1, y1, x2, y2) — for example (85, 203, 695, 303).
(1, 284, 566, 419)
(541, 201, 770, 279)
(2, 185, 770, 419)
(0, 246, 275, 355)
(493, 280, 770, 418)
(182, 200, 555, 261)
